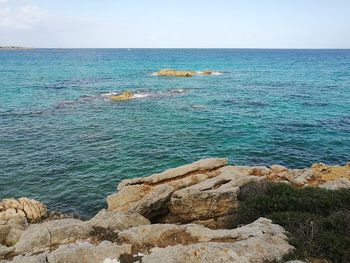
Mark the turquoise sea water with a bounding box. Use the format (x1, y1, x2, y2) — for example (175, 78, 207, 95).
(0, 49, 349, 218)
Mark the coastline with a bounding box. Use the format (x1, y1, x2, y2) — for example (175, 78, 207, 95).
(1, 159, 349, 262)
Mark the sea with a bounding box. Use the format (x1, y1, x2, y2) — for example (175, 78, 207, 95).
(0, 49, 349, 218)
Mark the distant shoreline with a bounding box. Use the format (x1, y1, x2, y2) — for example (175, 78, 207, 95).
(0, 46, 34, 50)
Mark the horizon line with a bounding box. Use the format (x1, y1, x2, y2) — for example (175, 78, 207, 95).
(2, 47, 350, 50)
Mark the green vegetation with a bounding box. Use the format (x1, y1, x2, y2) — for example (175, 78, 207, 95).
(234, 181, 350, 262)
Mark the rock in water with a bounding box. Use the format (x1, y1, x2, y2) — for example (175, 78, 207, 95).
(0, 198, 47, 222)
(155, 69, 196, 77)
(107, 91, 134, 101)
(155, 69, 220, 77)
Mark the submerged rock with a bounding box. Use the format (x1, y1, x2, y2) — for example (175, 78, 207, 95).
(0, 198, 47, 222)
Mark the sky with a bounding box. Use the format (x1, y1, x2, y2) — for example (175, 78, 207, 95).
(0, 0, 349, 48)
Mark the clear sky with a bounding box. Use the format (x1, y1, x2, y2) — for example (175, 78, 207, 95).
(0, 0, 349, 48)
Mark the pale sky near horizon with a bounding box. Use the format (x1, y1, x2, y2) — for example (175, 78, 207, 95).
(0, 0, 349, 48)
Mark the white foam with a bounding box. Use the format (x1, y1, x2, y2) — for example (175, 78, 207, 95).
(132, 93, 149, 99)
(197, 71, 223, 76)
(173, 89, 185, 93)
(211, 71, 223, 75)
(102, 92, 118, 96)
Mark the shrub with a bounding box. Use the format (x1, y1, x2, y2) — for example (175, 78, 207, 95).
(234, 181, 350, 262)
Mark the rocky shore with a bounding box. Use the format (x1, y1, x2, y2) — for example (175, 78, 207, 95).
(1, 159, 349, 263)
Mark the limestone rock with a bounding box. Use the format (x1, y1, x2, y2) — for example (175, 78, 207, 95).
(139, 218, 293, 263)
(0, 245, 14, 260)
(5, 228, 23, 247)
(292, 169, 314, 186)
(106, 159, 350, 232)
(168, 166, 259, 223)
(107, 158, 227, 219)
(270, 164, 289, 173)
(190, 214, 238, 229)
(107, 184, 175, 219)
(88, 209, 150, 232)
(319, 177, 350, 190)
(143, 238, 292, 263)
(3, 218, 26, 247)
(5, 252, 49, 263)
(231, 162, 350, 187)
(310, 163, 350, 185)
(0, 225, 10, 245)
(118, 224, 196, 252)
(47, 241, 132, 263)
(119, 217, 292, 255)
(5, 217, 27, 230)
(117, 158, 228, 189)
(15, 218, 92, 254)
(0, 198, 47, 222)
(170, 185, 239, 223)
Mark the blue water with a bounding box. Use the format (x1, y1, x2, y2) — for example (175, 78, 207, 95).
(0, 49, 349, 218)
